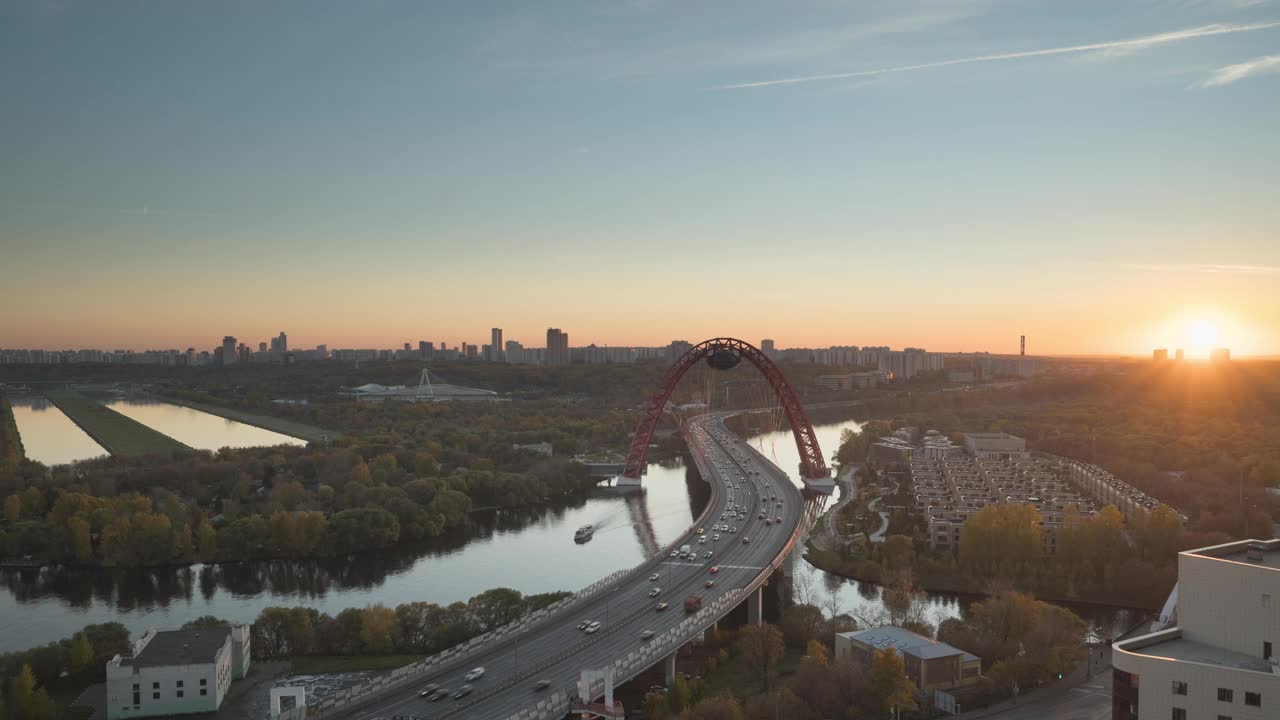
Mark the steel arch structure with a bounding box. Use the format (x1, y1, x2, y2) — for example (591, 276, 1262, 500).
(620, 338, 829, 483)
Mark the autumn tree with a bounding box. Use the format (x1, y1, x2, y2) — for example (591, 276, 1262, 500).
(959, 503, 1042, 576)
(360, 603, 397, 654)
(197, 519, 218, 562)
(70, 633, 94, 675)
(66, 516, 92, 562)
(737, 624, 786, 691)
(677, 696, 743, 720)
(868, 649, 917, 716)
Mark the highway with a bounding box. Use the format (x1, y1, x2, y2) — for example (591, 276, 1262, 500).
(344, 413, 807, 720)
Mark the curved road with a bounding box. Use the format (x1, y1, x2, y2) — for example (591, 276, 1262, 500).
(343, 414, 805, 720)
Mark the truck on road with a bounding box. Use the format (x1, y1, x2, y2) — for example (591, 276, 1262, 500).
(683, 596, 702, 613)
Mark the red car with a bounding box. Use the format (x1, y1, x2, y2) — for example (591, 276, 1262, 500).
(709, 566, 719, 574)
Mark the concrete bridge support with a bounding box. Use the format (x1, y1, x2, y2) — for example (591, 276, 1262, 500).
(664, 652, 677, 685)
(747, 585, 763, 625)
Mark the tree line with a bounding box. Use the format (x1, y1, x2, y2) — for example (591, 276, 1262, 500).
(0, 621, 131, 720)
(1, 440, 599, 566)
(246, 587, 570, 659)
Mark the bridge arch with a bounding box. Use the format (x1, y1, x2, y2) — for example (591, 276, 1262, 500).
(619, 338, 829, 484)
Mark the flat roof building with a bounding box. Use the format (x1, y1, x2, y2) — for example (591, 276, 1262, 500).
(835, 626, 980, 691)
(1113, 539, 1279, 720)
(107, 625, 250, 719)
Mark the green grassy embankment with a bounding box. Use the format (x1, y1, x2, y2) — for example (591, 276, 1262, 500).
(289, 654, 425, 674)
(0, 392, 25, 465)
(45, 390, 189, 457)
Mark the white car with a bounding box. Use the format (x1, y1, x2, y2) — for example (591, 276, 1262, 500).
(464, 667, 485, 681)
(712, 534, 720, 541)
(730, 527, 737, 533)
(585, 622, 602, 634)
(649, 573, 660, 581)
(648, 587, 662, 597)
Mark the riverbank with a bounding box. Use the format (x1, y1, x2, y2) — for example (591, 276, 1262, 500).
(152, 395, 340, 444)
(45, 390, 189, 457)
(0, 392, 25, 464)
(802, 543, 1164, 612)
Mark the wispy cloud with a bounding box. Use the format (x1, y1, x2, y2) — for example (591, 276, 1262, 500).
(714, 21, 1280, 89)
(1126, 262, 1280, 275)
(1199, 53, 1280, 86)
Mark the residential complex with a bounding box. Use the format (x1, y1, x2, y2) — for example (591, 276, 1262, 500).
(835, 626, 981, 691)
(877, 430, 1176, 554)
(1113, 539, 1278, 720)
(106, 625, 251, 720)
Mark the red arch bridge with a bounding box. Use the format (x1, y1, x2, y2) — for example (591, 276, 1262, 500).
(617, 337, 832, 490)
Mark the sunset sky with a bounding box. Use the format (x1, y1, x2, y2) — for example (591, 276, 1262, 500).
(3, 1, 1278, 357)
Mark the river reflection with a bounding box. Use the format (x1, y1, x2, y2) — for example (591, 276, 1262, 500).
(7, 396, 108, 466)
(0, 415, 1141, 652)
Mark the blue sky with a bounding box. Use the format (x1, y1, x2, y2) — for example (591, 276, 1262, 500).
(2, 0, 1278, 355)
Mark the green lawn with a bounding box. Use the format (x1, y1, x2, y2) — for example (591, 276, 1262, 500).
(46, 390, 188, 457)
(289, 654, 425, 674)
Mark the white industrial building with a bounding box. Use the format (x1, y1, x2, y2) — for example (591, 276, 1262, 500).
(106, 625, 251, 719)
(1113, 539, 1278, 720)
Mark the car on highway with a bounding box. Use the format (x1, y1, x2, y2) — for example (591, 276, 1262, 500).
(577, 620, 593, 630)
(533, 680, 552, 691)
(640, 630, 656, 641)
(656, 602, 669, 611)
(712, 534, 720, 541)
(710, 566, 719, 573)
(758, 512, 765, 519)
(703, 551, 713, 559)
(776, 516, 782, 523)
(698, 537, 707, 544)
(704, 579, 715, 587)
(729, 526, 737, 533)
(464, 667, 486, 681)
(650, 573, 660, 581)
(669, 550, 679, 558)
(430, 688, 450, 701)
(418, 684, 439, 697)
(648, 587, 662, 597)
(764, 518, 771, 525)
(586, 621, 602, 634)
(453, 684, 473, 699)
(742, 537, 750, 544)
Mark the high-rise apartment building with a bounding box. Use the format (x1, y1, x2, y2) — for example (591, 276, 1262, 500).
(546, 328, 569, 366)
(1113, 539, 1278, 720)
(1175, 348, 1185, 361)
(491, 328, 504, 362)
(419, 341, 433, 359)
(761, 339, 775, 355)
(277, 332, 287, 354)
(1211, 347, 1232, 363)
(1153, 348, 1169, 362)
(222, 336, 237, 364)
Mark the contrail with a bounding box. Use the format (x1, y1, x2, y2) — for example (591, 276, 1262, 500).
(714, 21, 1280, 89)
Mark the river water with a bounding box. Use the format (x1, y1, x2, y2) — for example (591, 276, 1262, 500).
(0, 415, 1141, 652)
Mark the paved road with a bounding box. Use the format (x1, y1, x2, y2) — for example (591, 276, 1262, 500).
(976, 672, 1112, 720)
(344, 414, 805, 720)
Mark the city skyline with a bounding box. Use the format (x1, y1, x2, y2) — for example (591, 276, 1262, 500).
(3, 1, 1278, 356)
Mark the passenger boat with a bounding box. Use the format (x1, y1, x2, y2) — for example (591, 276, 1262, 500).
(574, 524, 594, 543)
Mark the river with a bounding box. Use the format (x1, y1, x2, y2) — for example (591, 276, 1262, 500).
(0, 414, 1142, 652)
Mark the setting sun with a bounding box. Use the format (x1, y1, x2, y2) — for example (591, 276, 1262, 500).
(1187, 319, 1220, 355)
